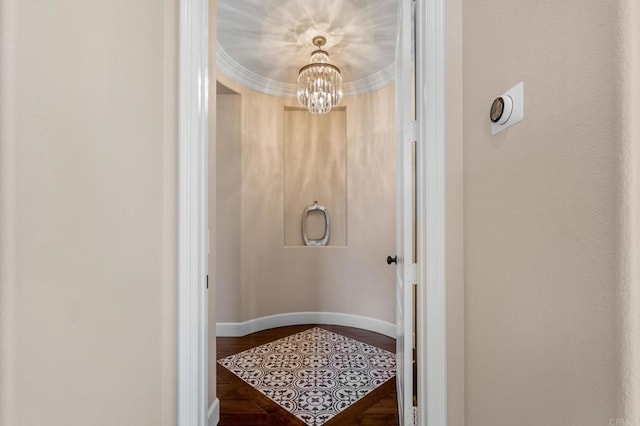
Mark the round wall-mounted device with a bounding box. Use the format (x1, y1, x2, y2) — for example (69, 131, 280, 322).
(490, 82, 524, 135)
(490, 95, 513, 125)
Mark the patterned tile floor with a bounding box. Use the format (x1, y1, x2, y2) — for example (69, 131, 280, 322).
(217, 327, 397, 426)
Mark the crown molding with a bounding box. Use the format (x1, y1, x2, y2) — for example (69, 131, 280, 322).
(216, 43, 395, 98)
(343, 62, 396, 96)
(216, 42, 296, 97)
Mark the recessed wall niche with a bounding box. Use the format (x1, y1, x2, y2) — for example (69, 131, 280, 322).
(284, 107, 347, 246)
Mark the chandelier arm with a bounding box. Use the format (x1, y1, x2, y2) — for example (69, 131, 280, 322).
(298, 63, 342, 74)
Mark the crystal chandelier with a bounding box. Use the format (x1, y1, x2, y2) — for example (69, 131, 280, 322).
(297, 36, 343, 114)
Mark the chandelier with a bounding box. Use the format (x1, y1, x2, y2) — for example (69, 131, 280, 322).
(297, 36, 343, 114)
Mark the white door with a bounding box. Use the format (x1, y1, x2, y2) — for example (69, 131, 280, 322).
(394, 0, 416, 424)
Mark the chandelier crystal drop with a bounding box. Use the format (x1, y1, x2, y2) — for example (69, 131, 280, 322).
(297, 36, 343, 114)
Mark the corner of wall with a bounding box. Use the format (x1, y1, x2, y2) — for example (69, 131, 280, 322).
(619, 0, 640, 420)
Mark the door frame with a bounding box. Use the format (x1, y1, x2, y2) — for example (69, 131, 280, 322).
(177, 0, 210, 425)
(176, 0, 447, 425)
(415, 0, 448, 424)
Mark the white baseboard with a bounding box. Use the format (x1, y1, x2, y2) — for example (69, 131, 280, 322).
(216, 312, 396, 338)
(207, 398, 220, 426)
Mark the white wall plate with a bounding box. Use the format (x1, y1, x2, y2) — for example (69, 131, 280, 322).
(491, 81, 524, 135)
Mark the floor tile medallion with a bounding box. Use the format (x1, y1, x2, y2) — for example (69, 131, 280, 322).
(217, 327, 397, 426)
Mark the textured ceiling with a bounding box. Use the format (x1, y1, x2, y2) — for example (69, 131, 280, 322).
(217, 0, 398, 97)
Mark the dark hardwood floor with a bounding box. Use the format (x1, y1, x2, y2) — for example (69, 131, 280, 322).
(216, 325, 400, 426)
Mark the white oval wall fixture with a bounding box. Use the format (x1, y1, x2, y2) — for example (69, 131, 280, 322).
(490, 81, 524, 134)
(302, 201, 331, 246)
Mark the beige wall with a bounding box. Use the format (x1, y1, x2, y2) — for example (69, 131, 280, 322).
(446, 0, 464, 425)
(284, 108, 347, 247)
(214, 75, 396, 325)
(462, 0, 637, 424)
(215, 92, 242, 323)
(0, 1, 178, 425)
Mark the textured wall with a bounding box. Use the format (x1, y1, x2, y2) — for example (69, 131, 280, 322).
(462, 0, 634, 424)
(214, 75, 396, 325)
(284, 108, 347, 247)
(0, 0, 178, 425)
(215, 92, 242, 323)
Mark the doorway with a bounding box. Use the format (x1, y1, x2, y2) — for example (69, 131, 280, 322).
(176, 0, 447, 424)
(213, 1, 405, 423)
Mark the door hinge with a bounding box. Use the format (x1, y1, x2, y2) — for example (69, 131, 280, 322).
(206, 274, 209, 289)
(412, 406, 418, 426)
(405, 263, 418, 286)
(405, 120, 417, 143)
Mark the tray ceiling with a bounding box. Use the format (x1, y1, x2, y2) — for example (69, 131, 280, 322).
(217, 0, 398, 97)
